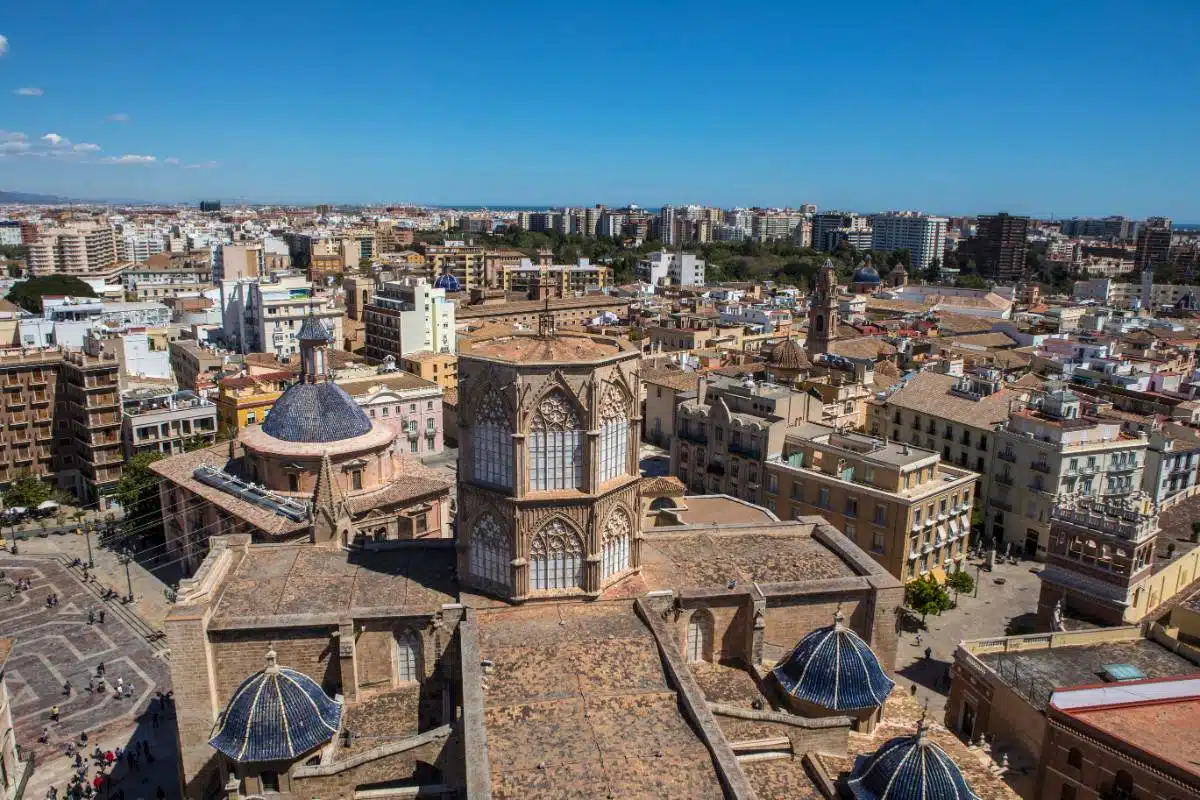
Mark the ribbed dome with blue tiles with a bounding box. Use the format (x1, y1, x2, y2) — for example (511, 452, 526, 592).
(259, 313, 373, 443)
(853, 265, 881, 285)
(847, 720, 981, 800)
(771, 611, 895, 711)
(433, 270, 462, 292)
(209, 650, 343, 763)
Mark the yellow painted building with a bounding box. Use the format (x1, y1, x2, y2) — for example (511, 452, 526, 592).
(216, 371, 291, 435)
(400, 351, 457, 390)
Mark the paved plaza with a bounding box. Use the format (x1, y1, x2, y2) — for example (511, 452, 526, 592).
(892, 557, 1046, 718)
(0, 553, 177, 798)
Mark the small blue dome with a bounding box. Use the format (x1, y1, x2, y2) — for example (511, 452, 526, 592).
(298, 316, 332, 342)
(261, 382, 373, 442)
(209, 653, 342, 763)
(434, 271, 462, 292)
(772, 618, 895, 711)
(853, 266, 881, 284)
(847, 725, 981, 800)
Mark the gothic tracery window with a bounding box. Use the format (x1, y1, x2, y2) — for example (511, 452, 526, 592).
(474, 389, 513, 489)
(601, 507, 631, 578)
(530, 519, 584, 591)
(599, 383, 629, 483)
(529, 389, 583, 491)
(686, 610, 713, 663)
(393, 628, 421, 684)
(469, 513, 510, 589)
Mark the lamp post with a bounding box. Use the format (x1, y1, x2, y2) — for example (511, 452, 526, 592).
(974, 564, 982, 598)
(120, 548, 134, 604)
(83, 525, 95, 568)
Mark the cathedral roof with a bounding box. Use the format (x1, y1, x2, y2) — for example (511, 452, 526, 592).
(770, 337, 811, 370)
(297, 315, 333, 342)
(853, 265, 882, 284)
(771, 614, 895, 711)
(847, 723, 981, 800)
(209, 651, 343, 763)
(260, 381, 373, 443)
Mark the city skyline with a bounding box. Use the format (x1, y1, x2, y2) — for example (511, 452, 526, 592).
(1, 1, 1198, 217)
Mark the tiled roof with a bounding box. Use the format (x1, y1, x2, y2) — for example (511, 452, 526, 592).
(298, 315, 333, 342)
(880, 372, 1012, 429)
(260, 382, 373, 442)
(830, 337, 896, 360)
(643, 367, 701, 393)
(847, 724, 981, 800)
(772, 619, 895, 711)
(209, 653, 342, 763)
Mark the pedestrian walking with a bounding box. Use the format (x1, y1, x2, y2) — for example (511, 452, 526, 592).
(63, 680, 72, 696)
(87, 610, 94, 625)
(124, 682, 133, 698)
(50, 705, 60, 721)
(924, 646, 932, 660)
(97, 610, 105, 624)
(95, 662, 105, 677)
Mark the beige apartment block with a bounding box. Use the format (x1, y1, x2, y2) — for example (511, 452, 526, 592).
(992, 389, 1146, 559)
(764, 424, 977, 581)
(27, 223, 119, 276)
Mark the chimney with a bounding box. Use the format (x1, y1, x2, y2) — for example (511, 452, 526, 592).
(695, 374, 708, 403)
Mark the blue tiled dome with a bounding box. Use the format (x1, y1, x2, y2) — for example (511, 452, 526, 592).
(261, 381, 373, 442)
(847, 725, 981, 800)
(772, 617, 895, 711)
(298, 316, 332, 342)
(434, 271, 462, 292)
(853, 266, 881, 285)
(209, 652, 342, 763)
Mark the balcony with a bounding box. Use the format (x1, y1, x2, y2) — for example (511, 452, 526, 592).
(1111, 461, 1138, 472)
(1031, 461, 1051, 474)
(989, 497, 1013, 512)
(998, 450, 1017, 463)
(728, 442, 760, 459)
(679, 428, 708, 445)
(995, 473, 1014, 486)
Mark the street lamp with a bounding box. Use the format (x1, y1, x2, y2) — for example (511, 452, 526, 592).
(82, 525, 95, 568)
(974, 564, 982, 598)
(120, 548, 134, 604)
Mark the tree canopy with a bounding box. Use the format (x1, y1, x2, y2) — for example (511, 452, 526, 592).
(3, 472, 52, 508)
(114, 452, 165, 541)
(905, 575, 952, 622)
(7, 275, 97, 314)
(945, 569, 975, 596)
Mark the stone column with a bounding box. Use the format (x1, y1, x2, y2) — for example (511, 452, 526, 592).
(338, 623, 357, 702)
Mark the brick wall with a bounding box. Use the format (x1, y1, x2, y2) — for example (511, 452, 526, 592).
(294, 734, 458, 797)
(211, 628, 341, 702)
(762, 596, 866, 663)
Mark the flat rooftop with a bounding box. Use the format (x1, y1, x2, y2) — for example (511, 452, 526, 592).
(210, 545, 456, 625)
(461, 332, 629, 363)
(477, 600, 725, 799)
(977, 639, 1198, 697)
(640, 522, 857, 590)
(671, 495, 778, 526)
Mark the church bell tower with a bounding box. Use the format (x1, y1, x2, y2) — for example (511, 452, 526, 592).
(806, 259, 840, 356)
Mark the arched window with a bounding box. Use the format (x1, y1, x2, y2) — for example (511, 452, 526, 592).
(1113, 770, 1134, 799)
(393, 628, 421, 684)
(686, 611, 713, 663)
(529, 390, 583, 491)
(599, 383, 629, 483)
(530, 520, 584, 590)
(814, 314, 825, 333)
(601, 507, 632, 578)
(469, 513, 511, 589)
(474, 389, 513, 489)
(1066, 747, 1082, 769)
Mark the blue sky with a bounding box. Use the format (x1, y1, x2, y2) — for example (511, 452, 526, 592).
(1, 1, 1198, 217)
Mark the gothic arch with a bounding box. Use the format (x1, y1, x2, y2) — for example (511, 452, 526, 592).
(600, 505, 633, 578)
(473, 385, 514, 489)
(392, 627, 422, 684)
(599, 377, 633, 422)
(528, 389, 585, 491)
(469, 511, 511, 589)
(522, 371, 586, 431)
(686, 609, 714, 663)
(529, 518, 585, 591)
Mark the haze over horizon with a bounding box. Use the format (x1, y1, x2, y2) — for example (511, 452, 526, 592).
(1, 0, 1198, 218)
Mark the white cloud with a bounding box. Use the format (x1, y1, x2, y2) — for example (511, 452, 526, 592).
(164, 157, 180, 165)
(183, 160, 218, 169)
(0, 36, 8, 57)
(0, 130, 26, 142)
(105, 113, 129, 123)
(99, 154, 156, 165)
(41, 133, 70, 147)
(73, 143, 101, 153)
(0, 140, 30, 154)
(14, 87, 43, 97)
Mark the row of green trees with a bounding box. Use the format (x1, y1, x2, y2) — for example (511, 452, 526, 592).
(904, 570, 976, 623)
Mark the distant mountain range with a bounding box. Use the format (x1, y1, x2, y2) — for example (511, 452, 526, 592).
(0, 190, 77, 205)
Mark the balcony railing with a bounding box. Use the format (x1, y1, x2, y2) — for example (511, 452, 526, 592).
(989, 496, 1013, 512)
(995, 473, 1013, 486)
(1031, 461, 1051, 474)
(998, 450, 1017, 463)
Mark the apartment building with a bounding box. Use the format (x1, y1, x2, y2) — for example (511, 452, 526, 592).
(869, 212, 949, 272)
(168, 339, 225, 391)
(215, 370, 291, 435)
(635, 250, 706, 287)
(56, 349, 123, 505)
(0, 348, 59, 488)
(121, 262, 212, 301)
(121, 389, 218, 459)
(763, 424, 977, 581)
(751, 212, 805, 242)
(424, 241, 486, 290)
(671, 375, 821, 503)
(972, 213, 1029, 283)
(220, 274, 342, 359)
(362, 277, 455, 361)
(27, 223, 120, 276)
(1134, 216, 1172, 271)
(643, 368, 700, 448)
(455, 294, 629, 331)
(991, 389, 1147, 559)
(400, 351, 457, 390)
(497, 257, 611, 295)
(1142, 424, 1200, 507)
(337, 370, 445, 458)
(217, 242, 264, 280)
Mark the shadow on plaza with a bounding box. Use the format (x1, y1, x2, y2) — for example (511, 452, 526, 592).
(45, 694, 179, 800)
(898, 656, 953, 695)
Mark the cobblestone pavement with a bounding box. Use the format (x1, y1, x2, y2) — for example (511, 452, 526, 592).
(892, 557, 1045, 718)
(0, 554, 178, 798)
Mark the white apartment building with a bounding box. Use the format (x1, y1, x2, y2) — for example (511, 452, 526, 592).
(0, 222, 23, 246)
(118, 232, 166, 263)
(363, 277, 455, 361)
(990, 389, 1147, 559)
(27, 223, 119, 276)
(869, 212, 949, 272)
(718, 305, 792, 333)
(635, 250, 706, 287)
(220, 274, 341, 358)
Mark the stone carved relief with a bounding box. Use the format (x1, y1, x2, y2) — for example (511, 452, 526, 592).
(530, 389, 583, 432)
(476, 388, 510, 426)
(602, 506, 632, 544)
(530, 518, 585, 557)
(600, 381, 630, 423)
